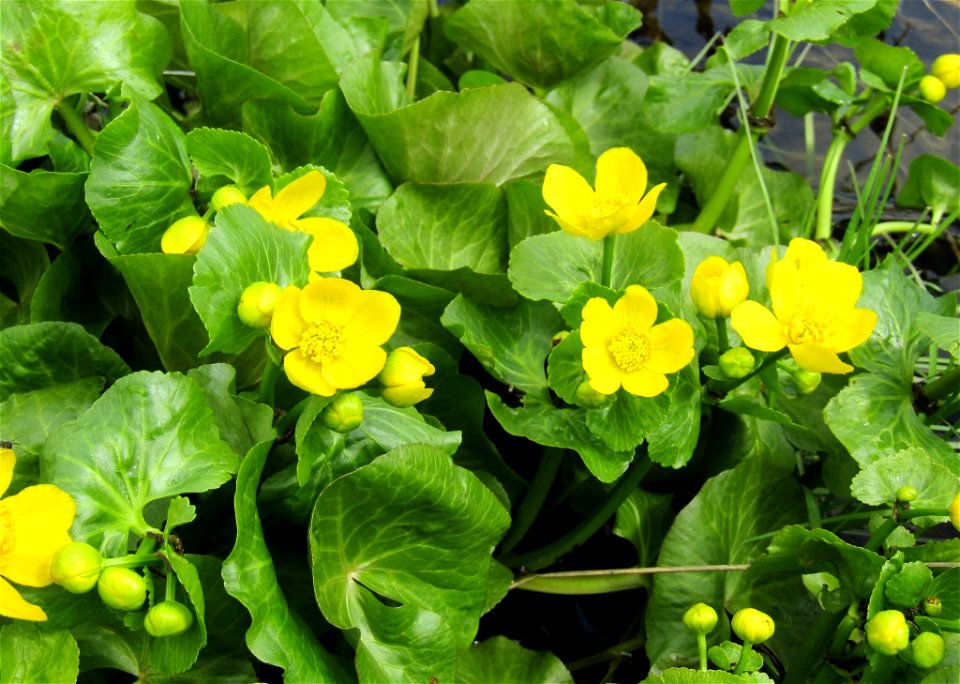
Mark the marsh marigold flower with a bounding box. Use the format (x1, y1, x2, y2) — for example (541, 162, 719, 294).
(581, 286, 694, 397)
(271, 278, 400, 396)
(542, 147, 666, 240)
(248, 170, 359, 273)
(378, 347, 435, 407)
(0, 448, 75, 621)
(731, 238, 876, 374)
(690, 256, 749, 318)
(161, 216, 210, 255)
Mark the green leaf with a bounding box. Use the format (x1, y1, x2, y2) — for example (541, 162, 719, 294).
(326, 0, 427, 59)
(587, 391, 669, 453)
(86, 96, 194, 255)
(884, 562, 933, 609)
(0, 230, 48, 328)
(547, 330, 586, 404)
(356, 393, 462, 455)
(647, 363, 702, 469)
(0, 624, 78, 683)
(730, 0, 766, 16)
(558, 282, 619, 328)
(310, 445, 510, 679)
(850, 448, 957, 510)
(185, 128, 273, 195)
(902, 539, 960, 564)
(614, 489, 675, 571)
(609, 222, 686, 290)
(646, 459, 805, 671)
(509, 231, 601, 304)
(854, 39, 924, 92)
(444, 0, 640, 90)
(504, 180, 557, 249)
(442, 295, 562, 399)
(641, 71, 734, 135)
(148, 554, 207, 675)
(643, 668, 751, 683)
(708, 641, 763, 672)
(777, 67, 855, 116)
(164, 496, 197, 533)
(0, 165, 91, 249)
(916, 311, 960, 360)
(340, 54, 582, 185)
(42, 371, 238, 555)
(0, 321, 127, 400)
(896, 155, 960, 223)
(456, 637, 573, 684)
(186, 364, 276, 457)
(768, 0, 878, 42)
(719, 395, 805, 429)
(189, 204, 311, 355)
(0, 0, 169, 163)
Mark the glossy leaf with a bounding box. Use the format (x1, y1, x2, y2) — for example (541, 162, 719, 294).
(850, 448, 957, 509)
(456, 637, 573, 684)
(0, 232, 49, 328)
(186, 364, 276, 457)
(509, 231, 601, 304)
(185, 128, 273, 195)
(0, 624, 78, 684)
(0, 166, 91, 249)
(768, 0, 878, 42)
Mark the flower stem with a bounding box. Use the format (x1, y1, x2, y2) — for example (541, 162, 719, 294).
(165, 572, 177, 602)
(259, 350, 281, 407)
(405, 36, 420, 102)
(733, 640, 755, 676)
(697, 633, 708, 672)
(499, 448, 563, 555)
(715, 318, 729, 355)
(55, 100, 96, 156)
(601, 235, 616, 287)
(276, 396, 311, 438)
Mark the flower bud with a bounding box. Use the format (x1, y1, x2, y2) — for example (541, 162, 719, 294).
(919, 75, 947, 104)
(923, 596, 942, 617)
(865, 610, 909, 655)
(210, 185, 247, 211)
(97, 567, 146, 611)
(50, 542, 102, 594)
(792, 368, 822, 395)
(683, 603, 718, 635)
(144, 600, 194, 637)
(949, 493, 959, 532)
(731, 608, 775, 644)
(161, 216, 210, 255)
(895, 486, 918, 503)
(690, 257, 749, 319)
(719, 347, 755, 379)
(575, 380, 610, 408)
(378, 347, 435, 408)
(931, 54, 960, 90)
(237, 281, 283, 329)
(910, 632, 945, 669)
(320, 393, 364, 433)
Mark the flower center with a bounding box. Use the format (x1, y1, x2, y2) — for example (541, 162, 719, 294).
(608, 328, 650, 372)
(788, 316, 824, 345)
(0, 507, 14, 557)
(301, 320, 345, 364)
(588, 194, 628, 220)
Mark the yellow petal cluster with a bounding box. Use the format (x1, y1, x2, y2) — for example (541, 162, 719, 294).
(542, 147, 666, 240)
(580, 286, 694, 397)
(0, 448, 75, 621)
(271, 278, 401, 396)
(731, 239, 876, 374)
(690, 256, 749, 318)
(378, 347, 436, 407)
(248, 170, 359, 273)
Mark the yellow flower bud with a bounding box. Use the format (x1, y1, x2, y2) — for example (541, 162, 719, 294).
(144, 600, 194, 637)
(321, 393, 364, 433)
(923, 596, 942, 617)
(792, 368, 822, 395)
(932, 54, 960, 90)
(919, 75, 947, 104)
(161, 216, 210, 255)
(237, 282, 283, 329)
(690, 257, 749, 319)
(731, 608, 775, 644)
(575, 380, 611, 408)
(378, 347, 435, 408)
(895, 486, 918, 503)
(719, 347, 755, 379)
(683, 602, 719, 635)
(97, 567, 146, 611)
(910, 632, 945, 669)
(50, 542, 102, 594)
(210, 185, 247, 211)
(949, 492, 960, 532)
(865, 610, 909, 655)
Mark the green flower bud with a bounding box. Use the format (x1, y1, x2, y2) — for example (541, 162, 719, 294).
(792, 368, 822, 395)
(50, 542, 102, 594)
(931, 54, 960, 90)
(910, 632, 945, 668)
(895, 486, 918, 503)
(144, 600, 194, 637)
(923, 596, 942, 617)
(865, 610, 909, 655)
(378, 347, 435, 408)
(575, 380, 611, 408)
(210, 185, 247, 212)
(731, 608, 775, 644)
(683, 602, 718, 635)
(161, 216, 210, 255)
(97, 567, 147, 611)
(321, 393, 364, 433)
(919, 75, 947, 104)
(237, 281, 283, 329)
(718, 347, 755, 379)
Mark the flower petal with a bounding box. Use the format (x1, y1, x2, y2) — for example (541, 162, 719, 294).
(770, 259, 801, 322)
(299, 278, 363, 327)
(343, 290, 401, 346)
(580, 298, 616, 347)
(804, 261, 863, 313)
(718, 261, 750, 315)
(645, 319, 695, 374)
(273, 170, 326, 222)
(0, 485, 74, 587)
(297, 217, 360, 272)
(613, 286, 657, 332)
(621, 367, 669, 397)
(595, 147, 647, 205)
(270, 286, 305, 351)
(789, 344, 853, 374)
(582, 346, 622, 395)
(823, 308, 877, 353)
(542, 164, 595, 225)
(544, 210, 595, 238)
(283, 350, 337, 396)
(0, 449, 13, 497)
(731, 301, 787, 352)
(609, 182, 666, 235)
(0, 577, 47, 621)
(322, 342, 387, 389)
(782, 238, 827, 271)
(246, 185, 276, 220)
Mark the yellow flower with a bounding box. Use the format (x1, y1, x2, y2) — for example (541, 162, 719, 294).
(731, 238, 877, 374)
(378, 347, 436, 407)
(690, 256, 749, 318)
(0, 448, 75, 621)
(580, 285, 694, 397)
(542, 147, 666, 239)
(248, 170, 359, 273)
(161, 216, 210, 255)
(271, 278, 401, 396)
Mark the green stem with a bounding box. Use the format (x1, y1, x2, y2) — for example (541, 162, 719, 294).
(733, 640, 755, 676)
(258, 353, 281, 407)
(715, 318, 729, 355)
(783, 607, 847, 683)
(510, 572, 647, 595)
(499, 448, 563, 555)
(500, 451, 652, 571)
(716, 348, 789, 394)
(600, 235, 615, 287)
(405, 36, 420, 102)
(165, 572, 176, 602)
(55, 100, 96, 156)
(276, 396, 311, 438)
(828, 607, 860, 661)
(566, 635, 646, 671)
(923, 617, 960, 632)
(697, 633, 708, 672)
(101, 555, 163, 569)
(922, 367, 960, 403)
(690, 33, 791, 234)
(871, 221, 937, 236)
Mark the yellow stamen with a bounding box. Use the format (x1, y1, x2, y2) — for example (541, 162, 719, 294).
(301, 321, 345, 364)
(608, 328, 650, 372)
(788, 316, 824, 345)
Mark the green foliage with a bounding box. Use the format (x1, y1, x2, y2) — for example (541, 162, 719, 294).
(0, 624, 79, 683)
